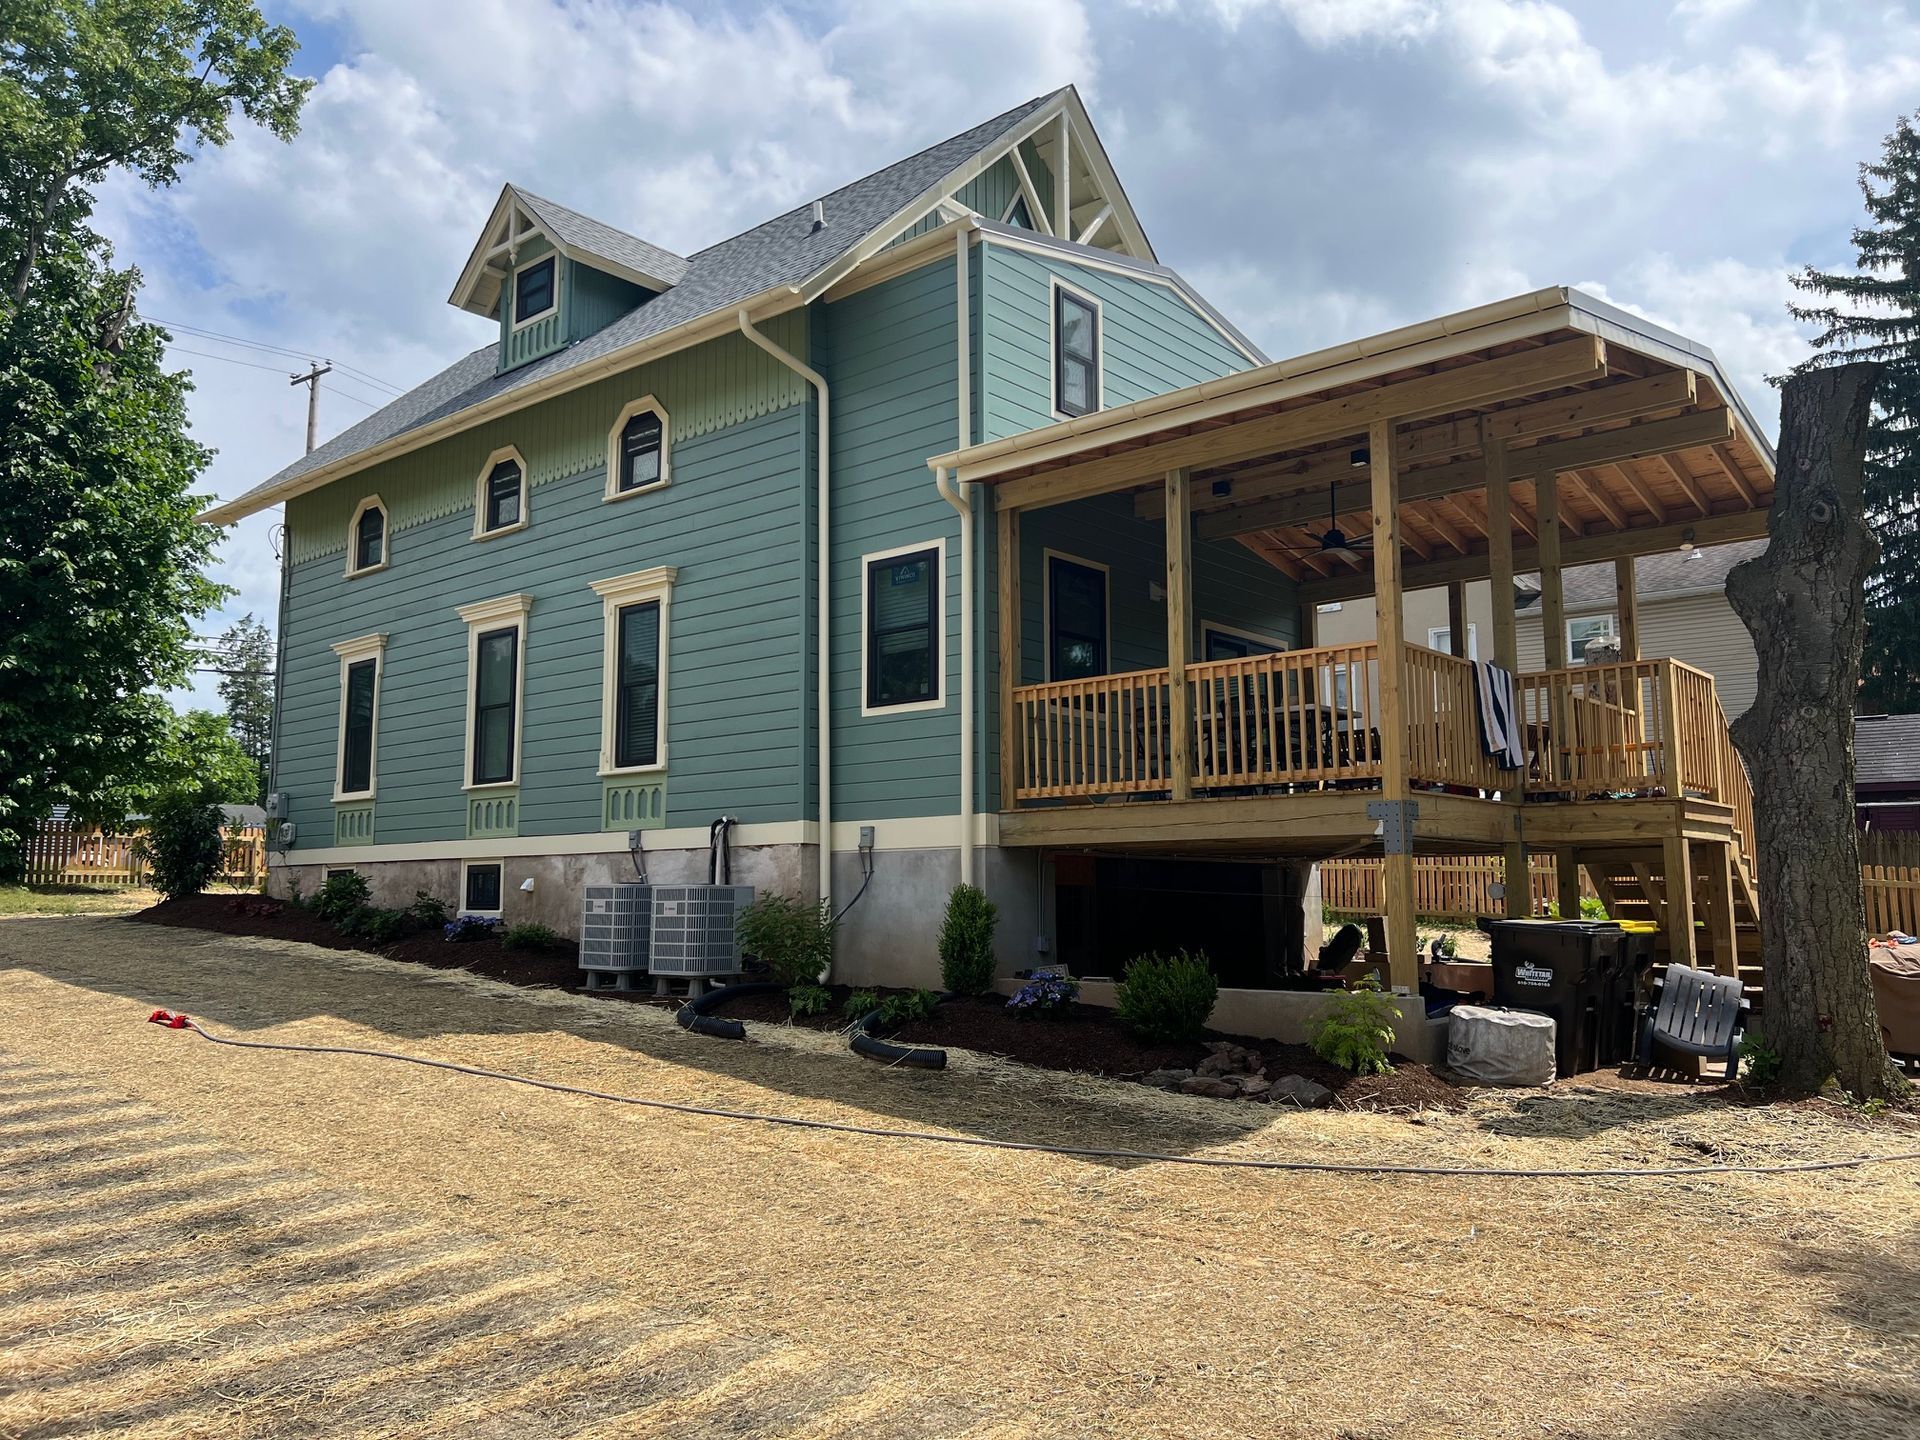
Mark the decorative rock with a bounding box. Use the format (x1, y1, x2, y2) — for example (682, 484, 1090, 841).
(1196, 1053, 1233, 1077)
(1140, 1068, 1192, 1089)
(1235, 1074, 1271, 1097)
(1266, 1074, 1335, 1108)
(1179, 1076, 1240, 1099)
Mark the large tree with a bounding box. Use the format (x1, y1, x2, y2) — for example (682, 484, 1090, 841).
(213, 613, 273, 802)
(0, 1, 309, 876)
(1790, 112, 1920, 711)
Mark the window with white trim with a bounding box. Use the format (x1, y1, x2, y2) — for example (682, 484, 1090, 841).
(1202, 624, 1282, 662)
(862, 542, 943, 713)
(606, 397, 670, 500)
(346, 496, 387, 576)
(1052, 283, 1100, 419)
(330, 632, 387, 801)
(513, 255, 555, 325)
(590, 566, 676, 774)
(1566, 614, 1619, 666)
(457, 593, 532, 789)
(1427, 623, 1478, 659)
(474, 447, 528, 538)
(462, 861, 504, 916)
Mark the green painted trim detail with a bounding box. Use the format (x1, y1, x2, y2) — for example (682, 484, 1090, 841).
(333, 802, 376, 846)
(467, 791, 520, 839)
(601, 778, 667, 831)
(287, 310, 810, 564)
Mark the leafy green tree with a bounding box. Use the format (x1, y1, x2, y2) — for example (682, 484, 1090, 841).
(0, 1, 309, 877)
(1791, 112, 1920, 711)
(213, 613, 274, 800)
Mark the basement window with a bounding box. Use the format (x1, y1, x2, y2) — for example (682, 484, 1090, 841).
(462, 861, 503, 917)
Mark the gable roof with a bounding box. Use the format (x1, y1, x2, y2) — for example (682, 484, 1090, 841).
(513, 187, 691, 292)
(1517, 538, 1766, 612)
(203, 90, 1084, 526)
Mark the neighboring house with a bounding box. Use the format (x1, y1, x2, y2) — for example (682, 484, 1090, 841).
(1314, 538, 1764, 718)
(206, 88, 1265, 983)
(1856, 714, 1920, 832)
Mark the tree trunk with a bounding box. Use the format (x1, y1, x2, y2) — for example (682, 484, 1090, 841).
(1727, 363, 1909, 1101)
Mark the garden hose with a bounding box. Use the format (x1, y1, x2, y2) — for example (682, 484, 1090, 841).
(144, 1011, 1920, 1181)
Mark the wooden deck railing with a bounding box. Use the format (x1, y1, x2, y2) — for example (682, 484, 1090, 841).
(1011, 669, 1175, 799)
(1187, 645, 1382, 790)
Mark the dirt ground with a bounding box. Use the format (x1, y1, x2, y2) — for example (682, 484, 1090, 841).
(0, 884, 162, 918)
(0, 918, 1915, 1440)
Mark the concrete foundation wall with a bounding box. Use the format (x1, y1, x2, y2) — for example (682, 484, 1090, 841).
(829, 844, 1042, 989)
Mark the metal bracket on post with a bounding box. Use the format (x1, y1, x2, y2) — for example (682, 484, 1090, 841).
(1366, 799, 1419, 856)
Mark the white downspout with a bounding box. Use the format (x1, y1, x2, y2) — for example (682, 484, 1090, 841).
(738, 308, 833, 929)
(936, 222, 976, 886)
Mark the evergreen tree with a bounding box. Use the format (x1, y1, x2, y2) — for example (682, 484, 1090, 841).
(1791, 112, 1920, 711)
(214, 613, 274, 801)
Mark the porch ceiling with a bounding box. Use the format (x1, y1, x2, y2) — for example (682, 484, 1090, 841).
(929, 287, 1775, 591)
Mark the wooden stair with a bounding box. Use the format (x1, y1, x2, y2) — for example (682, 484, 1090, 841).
(1582, 841, 1764, 996)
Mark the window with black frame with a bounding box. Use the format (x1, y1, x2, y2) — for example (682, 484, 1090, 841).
(339, 658, 377, 795)
(514, 256, 555, 322)
(482, 459, 523, 533)
(471, 627, 519, 785)
(613, 600, 661, 767)
(464, 863, 502, 914)
(1048, 556, 1107, 680)
(616, 410, 663, 493)
(866, 549, 938, 708)
(352, 503, 385, 572)
(1054, 287, 1099, 417)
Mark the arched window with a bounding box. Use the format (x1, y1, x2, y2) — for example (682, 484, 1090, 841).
(605, 397, 671, 500)
(473, 447, 529, 539)
(346, 496, 388, 576)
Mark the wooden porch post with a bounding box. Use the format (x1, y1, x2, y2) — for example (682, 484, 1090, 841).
(1700, 841, 1739, 978)
(1446, 582, 1468, 658)
(1370, 419, 1418, 992)
(1165, 467, 1194, 803)
(1663, 833, 1699, 969)
(1614, 556, 1640, 661)
(997, 500, 1021, 811)
(1537, 472, 1566, 669)
(1485, 428, 1530, 919)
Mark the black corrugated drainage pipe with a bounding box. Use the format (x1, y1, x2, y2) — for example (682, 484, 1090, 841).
(676, 981, 783, 1040)
(848, 996, 954, 1070)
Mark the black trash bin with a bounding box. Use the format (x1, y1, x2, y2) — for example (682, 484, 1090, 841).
(1489, 919, 1628, 1076)
(1599, 924, 1659, 1066)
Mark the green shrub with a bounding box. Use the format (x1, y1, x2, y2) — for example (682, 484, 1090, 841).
(311, 870, 371, 925)
(357, 908, 410, 944)
(407, 891, 449, 928)
(788, 983, 832, 1018)
(876, 989, 940, 1028)
(1310, 977, 1401, 1075)
(843, 988, 880, 1019)
(938, 883, 998, 995)
(1114, 950, 1219, 1043)
(502, 921, 559, 952)
(736, 893, 836, 988)
(145, 798, 226, 901)
(1739, 1026, 1783, 1087)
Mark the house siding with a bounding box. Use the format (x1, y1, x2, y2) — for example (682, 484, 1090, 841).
(1516, 590, 1759, 718)
(275, 400, 810, 854)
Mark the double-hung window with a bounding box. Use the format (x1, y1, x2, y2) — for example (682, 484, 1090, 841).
(457, 594, 532, 788)
(1053, 282, 1100, 419)
(606, 398, 670, 499)
(1566, 614, 1619, 666)
(346, 496, 387, 576)
(1046, 553, 1108, 680)
(1202, 625, 1282, 663)
(863, 543, 942, 713)
(514, 255, 555, 325)
(473, 447, 529, 539)
(330, 633, 387, 801)
(590, 566, 676, 773)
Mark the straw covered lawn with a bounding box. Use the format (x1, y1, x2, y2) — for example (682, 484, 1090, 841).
(0, 918, 1915, 1439)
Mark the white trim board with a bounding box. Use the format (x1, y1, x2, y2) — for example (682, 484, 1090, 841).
(329, 631, 387, 803)
(344, 494, 389, 578)
(858, 537, 948, 717)
(472, 444, 530, 541)
(589, 565, 677, 774)
(604, 394, 671, 501)
(1047, 273, 1104, 423)
(457, 592, 533, 790)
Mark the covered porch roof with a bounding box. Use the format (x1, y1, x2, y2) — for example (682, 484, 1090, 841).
(927, 286, 1775, 595)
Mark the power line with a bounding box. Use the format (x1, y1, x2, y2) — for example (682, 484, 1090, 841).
(148, 316, 406, 395)
(321, 382, 379, 411)
(165, 345, 294, 377)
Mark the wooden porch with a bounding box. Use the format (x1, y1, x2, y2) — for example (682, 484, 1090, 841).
(932, 287, 1777, 992)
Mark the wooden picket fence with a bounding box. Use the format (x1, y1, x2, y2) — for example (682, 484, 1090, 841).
(21, 818, 267, 890)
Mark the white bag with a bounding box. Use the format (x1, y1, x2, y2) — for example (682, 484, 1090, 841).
(1448, 1004, 1556, 1086)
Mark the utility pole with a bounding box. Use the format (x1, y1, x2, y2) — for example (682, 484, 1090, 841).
(288, 361, 332, 454)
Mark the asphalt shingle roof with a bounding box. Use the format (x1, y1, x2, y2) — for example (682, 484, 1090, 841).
(210, 91, 1061, 521)
(1856, 714, 1920, 790)
(1517, 538, 1767, 610)
(512, 187, 691, 288)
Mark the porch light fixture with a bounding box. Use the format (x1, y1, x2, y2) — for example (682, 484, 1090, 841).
(1349, 446, 1370, 468)
(1679, 528, 1703, 561)
(1211, 478, 1232, 498)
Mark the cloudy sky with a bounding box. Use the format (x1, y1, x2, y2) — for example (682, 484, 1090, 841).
(94, 0, 1919, 708)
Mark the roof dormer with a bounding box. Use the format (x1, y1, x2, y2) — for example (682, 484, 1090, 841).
(450, 185, 688, 373)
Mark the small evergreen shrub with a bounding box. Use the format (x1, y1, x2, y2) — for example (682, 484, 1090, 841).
(1114, 950, 1218, 1043)
(1310, 977, 1401, 1075)
(876, 988, 941, 1028)
(357, 908, 410, 944)
(1005, 969, 1078, 1016)
(311, 871, 372, 925)
(502, 921, 560, 952)
(407, 891, 449, 928)
(938, 883, 998, 995)
(843, 988, 880, 1019)
(736, 893, 836, 988)
(788, 983, 832, 1018)
(145, 798, 226, 901)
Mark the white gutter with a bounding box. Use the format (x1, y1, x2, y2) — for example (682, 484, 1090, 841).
(737, 308, 833, 936)
(934, 225, 977, 885)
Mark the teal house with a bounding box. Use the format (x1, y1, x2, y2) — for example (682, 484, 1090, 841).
(209, 88, 1283, 985)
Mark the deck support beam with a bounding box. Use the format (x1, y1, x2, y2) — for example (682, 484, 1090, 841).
(1369, 420, 1418, 991)
(997, 500, 1021, 811)
(1538, 472, 1566, 669)
(1165, 467, 1194, 803)
(1700, 840, 1739, 978)
(1663, 833, 1699, 969)
(1446, 582, 1468, 658)
(1484, 427, 1530, 919)
(1615, 556, 1640, 661)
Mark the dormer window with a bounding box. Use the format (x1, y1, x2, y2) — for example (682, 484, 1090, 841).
(606, 397, 670, 500)
(473, 447, 529, 539)
(513, 255, 556, 326)
(346, 496, 388, 577)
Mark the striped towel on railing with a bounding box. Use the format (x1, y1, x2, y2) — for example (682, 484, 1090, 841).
(1472, 661, 1525, 770)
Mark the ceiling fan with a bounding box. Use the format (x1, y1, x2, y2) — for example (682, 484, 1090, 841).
(1268, 481, 1373, 558)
